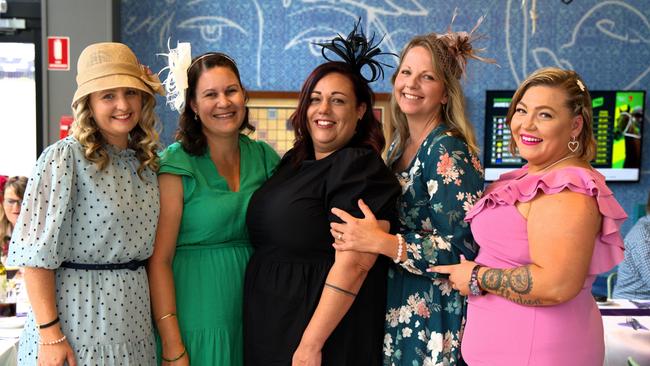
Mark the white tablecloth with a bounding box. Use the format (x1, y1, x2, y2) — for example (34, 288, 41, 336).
(0, 318, 23, 366)
(603, 315, 650, 366)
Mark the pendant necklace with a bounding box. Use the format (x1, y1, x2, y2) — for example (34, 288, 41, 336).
(531, 154, 575, 174)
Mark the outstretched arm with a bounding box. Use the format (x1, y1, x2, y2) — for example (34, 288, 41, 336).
(431, 190, 602, 306)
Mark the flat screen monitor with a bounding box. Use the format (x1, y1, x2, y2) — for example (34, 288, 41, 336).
(483, 90, 645, 182)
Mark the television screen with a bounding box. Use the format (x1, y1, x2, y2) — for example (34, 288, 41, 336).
(483, 90, 645, 182)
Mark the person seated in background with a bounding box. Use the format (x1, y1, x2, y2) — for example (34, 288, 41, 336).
(1, 176, 28, 259)
(613, 191, 650, 299)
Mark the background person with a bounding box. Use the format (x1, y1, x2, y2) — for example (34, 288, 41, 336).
(7, 42, 164, 366)
(1, 176, 27, 259)
(613, 191, 650, 299)
(148, 50, 279, 366)
(430, 67, 627, 366)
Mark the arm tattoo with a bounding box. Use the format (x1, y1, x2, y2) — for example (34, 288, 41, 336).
(481, 266, 541, 305)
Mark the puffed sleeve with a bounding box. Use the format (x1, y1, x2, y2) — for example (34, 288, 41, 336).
(325, 147, 401, 225)
(399, 134, 484, 278)
(7, 141, 76, 269)
(158, 142, 197, 200)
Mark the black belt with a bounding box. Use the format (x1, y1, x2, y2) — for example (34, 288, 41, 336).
(60, 259, 147, 271)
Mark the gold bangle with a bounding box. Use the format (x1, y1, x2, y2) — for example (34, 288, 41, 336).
(157, 313, 176, 323)
(162, 346, 186, 362)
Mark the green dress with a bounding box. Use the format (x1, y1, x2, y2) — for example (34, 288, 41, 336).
(157, 134, 279, 365)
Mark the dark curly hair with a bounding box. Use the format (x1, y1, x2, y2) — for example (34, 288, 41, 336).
(291, 61, 385, 165)
(175, 52, 255, 156)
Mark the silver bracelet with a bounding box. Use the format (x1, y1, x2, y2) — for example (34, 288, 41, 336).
(39, 334, 67, 346)
(394, 234, 404, 263)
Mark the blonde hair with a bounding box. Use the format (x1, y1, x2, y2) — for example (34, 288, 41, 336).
(387, 33, 492, 162)
(506, 67, 596, 161)
(70, 92, 160, 177)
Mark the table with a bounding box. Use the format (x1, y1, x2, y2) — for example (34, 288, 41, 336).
(0, 318, 23, 366)
(603, 316, 650, 366)
(599, 300, 650, 366)
(599, 299, 650, 316)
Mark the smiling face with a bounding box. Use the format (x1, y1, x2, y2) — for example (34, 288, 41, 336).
(510, 85, 583, 170)
(89, 87, 143, 148)
(306, 72, 366, 159)
(393, 46, 448, 123)
(190, 66, 246, 140)
(3, 186, 21, 226)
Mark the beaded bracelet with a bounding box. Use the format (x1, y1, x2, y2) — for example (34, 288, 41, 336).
(162, 346, 186, 363)
(394, 234, 405, 263)
(37, 316, 60, 330)
(38, 335, 67, 346)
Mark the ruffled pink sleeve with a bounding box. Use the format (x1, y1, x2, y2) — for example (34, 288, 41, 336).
(465, 166, 626, 274)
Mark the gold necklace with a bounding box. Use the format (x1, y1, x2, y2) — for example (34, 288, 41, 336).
(531, 154, 576, 174)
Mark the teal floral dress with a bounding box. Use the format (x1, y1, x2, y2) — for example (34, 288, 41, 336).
(383, 125, 484, 366)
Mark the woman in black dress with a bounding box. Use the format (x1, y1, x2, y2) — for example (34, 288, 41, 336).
(244, 24, 401, 366)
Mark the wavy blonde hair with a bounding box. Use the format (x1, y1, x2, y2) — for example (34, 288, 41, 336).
(70, 92, 160, 177)
(387, 32, 493, 162)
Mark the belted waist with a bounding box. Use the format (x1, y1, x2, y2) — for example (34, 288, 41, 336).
(60, 259, 147, 271)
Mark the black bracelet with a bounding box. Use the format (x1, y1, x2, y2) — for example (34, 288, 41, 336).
(38, 316, 60, 329)
(324, 282, 358, 297)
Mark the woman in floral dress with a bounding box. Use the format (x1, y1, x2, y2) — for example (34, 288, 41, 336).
(330, 30, 493, 365)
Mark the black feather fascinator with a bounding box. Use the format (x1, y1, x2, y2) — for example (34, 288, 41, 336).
(314, 19, 397, 83)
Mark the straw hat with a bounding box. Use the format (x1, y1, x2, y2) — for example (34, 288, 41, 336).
(72, 42, 165, 108)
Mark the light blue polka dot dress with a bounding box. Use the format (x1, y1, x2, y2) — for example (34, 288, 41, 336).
(8, 136, 159, 365)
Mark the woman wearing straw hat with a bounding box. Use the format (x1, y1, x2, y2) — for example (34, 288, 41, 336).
(7, 42, 165, 366)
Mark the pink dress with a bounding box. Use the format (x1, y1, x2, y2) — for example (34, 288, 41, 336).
(461, 166, 626, 366)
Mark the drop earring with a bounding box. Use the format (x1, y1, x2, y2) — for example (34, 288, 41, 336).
(568, 136, 579, 153)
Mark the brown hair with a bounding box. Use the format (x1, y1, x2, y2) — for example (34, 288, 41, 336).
(175, 53, 254, 156)
(387, 32, 493, 163)
(2, 176, 28, 239)
(505, 67, 596, 161)
(290, 62, 385, 165)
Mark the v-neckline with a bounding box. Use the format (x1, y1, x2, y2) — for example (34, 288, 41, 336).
(204, 136, 243, 193)
(393, 125, 445, 174)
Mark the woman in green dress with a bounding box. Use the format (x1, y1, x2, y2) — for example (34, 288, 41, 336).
(148, 51, 279, 365)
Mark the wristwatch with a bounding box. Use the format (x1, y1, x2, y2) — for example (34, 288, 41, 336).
(469, 264, 484, 296)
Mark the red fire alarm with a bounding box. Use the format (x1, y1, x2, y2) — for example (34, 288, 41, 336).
(59, 115, 73, 139)
(48, 36, 70, 71)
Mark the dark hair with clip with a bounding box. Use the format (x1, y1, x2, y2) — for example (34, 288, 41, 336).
(290, 62, 385, 164)
(176, 52, 255, 156)
(290, 19, 392, 165)
(314, 18, 396, 83)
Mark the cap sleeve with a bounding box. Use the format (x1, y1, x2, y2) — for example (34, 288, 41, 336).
(158, 142, 197, 199)
(325, 147, 400, 224)
(466, 166, 626, 274)
(7, 140, 76, 269)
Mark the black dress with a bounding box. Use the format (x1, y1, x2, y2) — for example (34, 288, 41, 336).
(244, 146, 401, 366)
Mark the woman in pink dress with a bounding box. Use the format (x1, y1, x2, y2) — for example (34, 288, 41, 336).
(430, 67, 627, 365)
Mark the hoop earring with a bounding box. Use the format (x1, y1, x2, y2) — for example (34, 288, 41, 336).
(568, 136, 579, 153)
